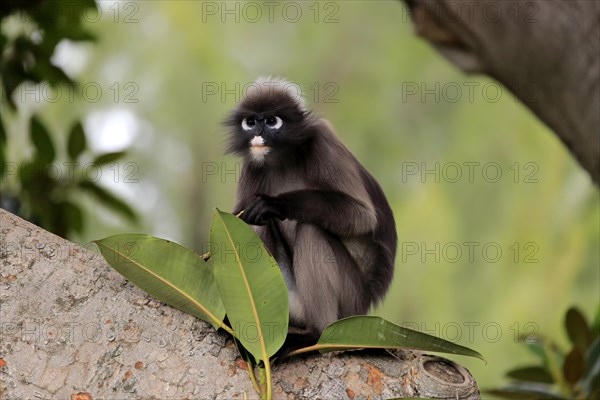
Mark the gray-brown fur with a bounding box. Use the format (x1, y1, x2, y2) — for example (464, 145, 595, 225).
(224, 77, 397, 334)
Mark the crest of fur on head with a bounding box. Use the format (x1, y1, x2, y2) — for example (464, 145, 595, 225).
(246, 76, 307, 113)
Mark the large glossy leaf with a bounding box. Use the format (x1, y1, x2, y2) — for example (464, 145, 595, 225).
(312, 316, 484, 361)
(67, 122, 87, 160)
(94, 234, 226, 330)
(210, 209, 288, 361)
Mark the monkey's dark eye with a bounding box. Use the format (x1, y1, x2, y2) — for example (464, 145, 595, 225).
(265, 116, 283, 129)
(241, 117, 256, 131)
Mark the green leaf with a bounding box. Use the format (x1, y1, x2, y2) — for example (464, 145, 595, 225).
(31, 62, 74, 86)
(541, 341, 567, 392)
(563, 347, 585, 385)
(57, 0, 98, 21)
(524, 340, 548, 362)
(523, 339, 567, 377)
(507, 366, 554, 384)
(591, 381, 600, 400)
(592, 305, 600, 338)
(0, 116, 6, 178)
(0, 114, 6, 146)
(61, 201, 83, 234)
(485, 387, 563, 399)
(93, 151, 126, 166)
(587, 336, 600, 374)
(94, 234, 226, 330)
(565, 307, 593, 351)
(313, 316, 485, 361)
(586, 345, 600, 397)
(67, 122, 87, 160)
(30, 117, 56, 165)
(209, 209, 289, 361)
(79, 181, 136, 221)
(1, 55, 31, 109)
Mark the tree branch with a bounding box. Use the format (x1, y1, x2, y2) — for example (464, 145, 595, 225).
(403, 0, 600, 184)
(0, 208, 479, 399)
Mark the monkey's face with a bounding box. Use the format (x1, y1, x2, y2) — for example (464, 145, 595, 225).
(239, 114, 283, 162)
(225, 87, 313, 165)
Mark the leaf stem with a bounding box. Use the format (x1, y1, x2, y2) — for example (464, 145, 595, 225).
(265, 357, 273, 400)
(284, 344, 320, 358)
(246, 362, 260, 395)
(218, 321, 236, 337)
(259, 367, 267, 399)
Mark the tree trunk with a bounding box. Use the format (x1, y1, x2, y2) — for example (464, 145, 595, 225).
(0, 209, 479, 399)
(403, 0, 600, 184)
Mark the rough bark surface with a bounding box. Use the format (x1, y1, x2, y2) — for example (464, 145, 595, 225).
(403, 0, 600, 184)
(0, 209, 480, 399)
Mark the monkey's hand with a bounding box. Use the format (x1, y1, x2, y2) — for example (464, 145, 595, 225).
(239, 194, 283, 226)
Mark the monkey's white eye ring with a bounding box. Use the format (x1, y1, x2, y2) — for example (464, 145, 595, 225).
(242, 117, 256, 131)
(265, 116, 283, 130)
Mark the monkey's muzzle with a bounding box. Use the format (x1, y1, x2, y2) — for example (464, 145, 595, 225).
(250, 136, 270, 160)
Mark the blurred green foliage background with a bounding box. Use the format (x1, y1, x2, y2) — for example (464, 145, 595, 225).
(1, 0, 598, 389)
